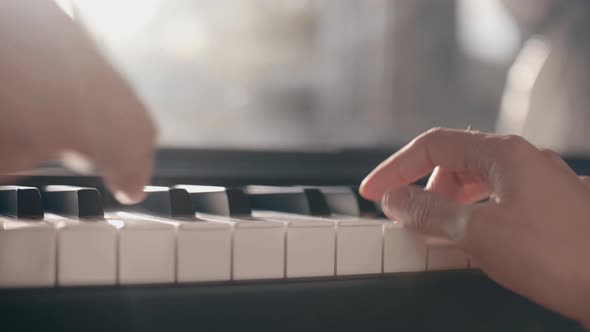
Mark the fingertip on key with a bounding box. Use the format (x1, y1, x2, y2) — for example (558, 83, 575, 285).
(114, 190, 146, 205)
(359, 175, 381, 202)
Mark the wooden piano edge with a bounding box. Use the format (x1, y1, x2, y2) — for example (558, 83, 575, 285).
(0, 270, 583, 332)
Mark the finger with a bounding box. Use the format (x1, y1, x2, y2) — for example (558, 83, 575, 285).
(103, 154, 153, 205)
(0, 174, 21, 186)
(425, 167, 490, 204)
(458, 183, 491, 204)
(360, 128, 530, 201)
(80, 140, 155, 205)
(99, 131, 155, 205)
(425, 167, 458, 195)
(76, 71, 157, 204)
(381, 185, 494, 246)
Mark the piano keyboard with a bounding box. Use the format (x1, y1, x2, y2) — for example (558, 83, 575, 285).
(0, 185, 473, 288)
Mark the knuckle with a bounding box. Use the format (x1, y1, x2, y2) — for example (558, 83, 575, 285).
(425, 127, 445, 135)
(540, 148, 563, 162)
(539, 149, 550, 159)
(580, 176, 590, 187)
(500, 134, 531, 152)
(423, 127, 446, 141)
(481, 134, 532, 162)
(412, 127, 445, 148)
(466, 135, 498, 171)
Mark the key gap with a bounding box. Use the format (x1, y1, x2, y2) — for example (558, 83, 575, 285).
(381, 225, 385, 274)
(283, 224, 288, 278)
(230, 224, 235, 281)
(334, 223, 338, 276)
(116, 225, 120, 285)
(173, 226, 179, 284)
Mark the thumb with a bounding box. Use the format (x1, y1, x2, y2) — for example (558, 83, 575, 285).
(381, 185, 481, 243)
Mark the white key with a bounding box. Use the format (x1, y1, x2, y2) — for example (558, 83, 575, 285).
(45, 214, 117, 286)
(114, 212, 232, 283)
(253, 212, 383, 276)
(335, 217, 384, 275)
(383, 221, 427, 273)
(199, 214, 285, 280)
(426, 238, 469, 271)
(0, 218, 56, 287)
(254, 211, 335, 278)
(107, 216, 176, 285)
(176, 221, 231, 282)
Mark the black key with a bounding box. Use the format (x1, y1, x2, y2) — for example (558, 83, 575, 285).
(0, 186, 43, 220)
(133, 186, 194, 219)
(245, 186, 330, 216)
(317, 187, 379, 217)
(43, 186, 104, 220)
(175, 185, 251, 216)
(354, 189, 382, 216)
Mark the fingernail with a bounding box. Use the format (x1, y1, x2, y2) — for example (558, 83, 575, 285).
(115, 190, 142, 205)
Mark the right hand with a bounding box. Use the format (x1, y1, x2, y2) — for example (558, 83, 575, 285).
(360, 128, 590, 328)
(0, 0, 156, 203)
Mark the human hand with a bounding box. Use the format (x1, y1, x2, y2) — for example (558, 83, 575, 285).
(360, 128, 590, 327)
(0, 0, 156, 203)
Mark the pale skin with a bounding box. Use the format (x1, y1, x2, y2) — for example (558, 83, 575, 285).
(0, 0, 156, 203)
(360, 127, 590, 329)
(3, 1, 590, 328)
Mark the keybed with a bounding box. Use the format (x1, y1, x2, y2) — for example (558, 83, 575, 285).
(0, 185, 475, 288)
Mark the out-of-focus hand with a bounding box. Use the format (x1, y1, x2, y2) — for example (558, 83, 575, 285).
(0, 0, 156, 203)
(360, 128, 590, 327)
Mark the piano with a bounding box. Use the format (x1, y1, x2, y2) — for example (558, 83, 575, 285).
(0, 149, 585, 332)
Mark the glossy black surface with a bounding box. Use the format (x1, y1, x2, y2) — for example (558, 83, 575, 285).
(225, 188, 252, 216)
(0, 271, 582, 332)
(353, 189, 382, 216)
(42, 186, 104, 219)
(247, 186, 331, 216)
(178, 185, 252, 216)
(134, 187, 194, 218)
(0, 186, 43, 219)
(317, 186, 380, 217)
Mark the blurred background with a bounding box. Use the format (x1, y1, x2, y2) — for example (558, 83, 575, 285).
(56, 0, 590, 153)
